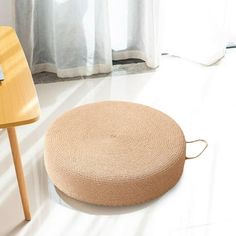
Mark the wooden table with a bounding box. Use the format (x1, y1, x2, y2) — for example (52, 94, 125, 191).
(0, 26, 40, 221)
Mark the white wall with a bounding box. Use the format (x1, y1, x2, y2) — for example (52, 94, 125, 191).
(0, 0, 15, 27)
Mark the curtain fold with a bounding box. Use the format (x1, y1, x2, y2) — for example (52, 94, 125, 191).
(15, 0, 35, 67)
(110, 0, 160, 68)
(15, 0, 159, 78)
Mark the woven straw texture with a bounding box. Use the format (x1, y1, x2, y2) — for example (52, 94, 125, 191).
(44, 101, 186, 206)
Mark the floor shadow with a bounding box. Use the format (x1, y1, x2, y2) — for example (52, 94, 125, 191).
(0, 151, 50, 236)
(4, 221, 28, 236)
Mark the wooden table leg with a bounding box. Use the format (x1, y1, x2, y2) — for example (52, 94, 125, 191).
(7, 127, 31, 221)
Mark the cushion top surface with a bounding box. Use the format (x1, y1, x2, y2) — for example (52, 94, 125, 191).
(44, 101, 186, 205)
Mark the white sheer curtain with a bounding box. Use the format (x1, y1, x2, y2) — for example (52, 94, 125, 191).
(15, 0, 236, 78)
(15, 0, 159, 78)
(160, 0, 236, 65)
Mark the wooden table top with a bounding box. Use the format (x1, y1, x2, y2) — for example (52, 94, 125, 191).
(0, 26, 40, 128)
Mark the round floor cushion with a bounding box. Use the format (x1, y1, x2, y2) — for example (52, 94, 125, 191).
(44, 101, 186, 206)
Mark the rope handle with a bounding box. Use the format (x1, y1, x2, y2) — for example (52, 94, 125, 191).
(185, 139, 208, 160)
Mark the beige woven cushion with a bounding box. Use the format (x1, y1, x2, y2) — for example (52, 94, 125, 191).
(44, 101, 186, 206)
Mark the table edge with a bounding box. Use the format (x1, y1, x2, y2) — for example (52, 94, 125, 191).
(0, 115, 40, 128)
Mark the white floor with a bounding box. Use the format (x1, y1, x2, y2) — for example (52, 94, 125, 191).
(1, 51, 236, 236)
